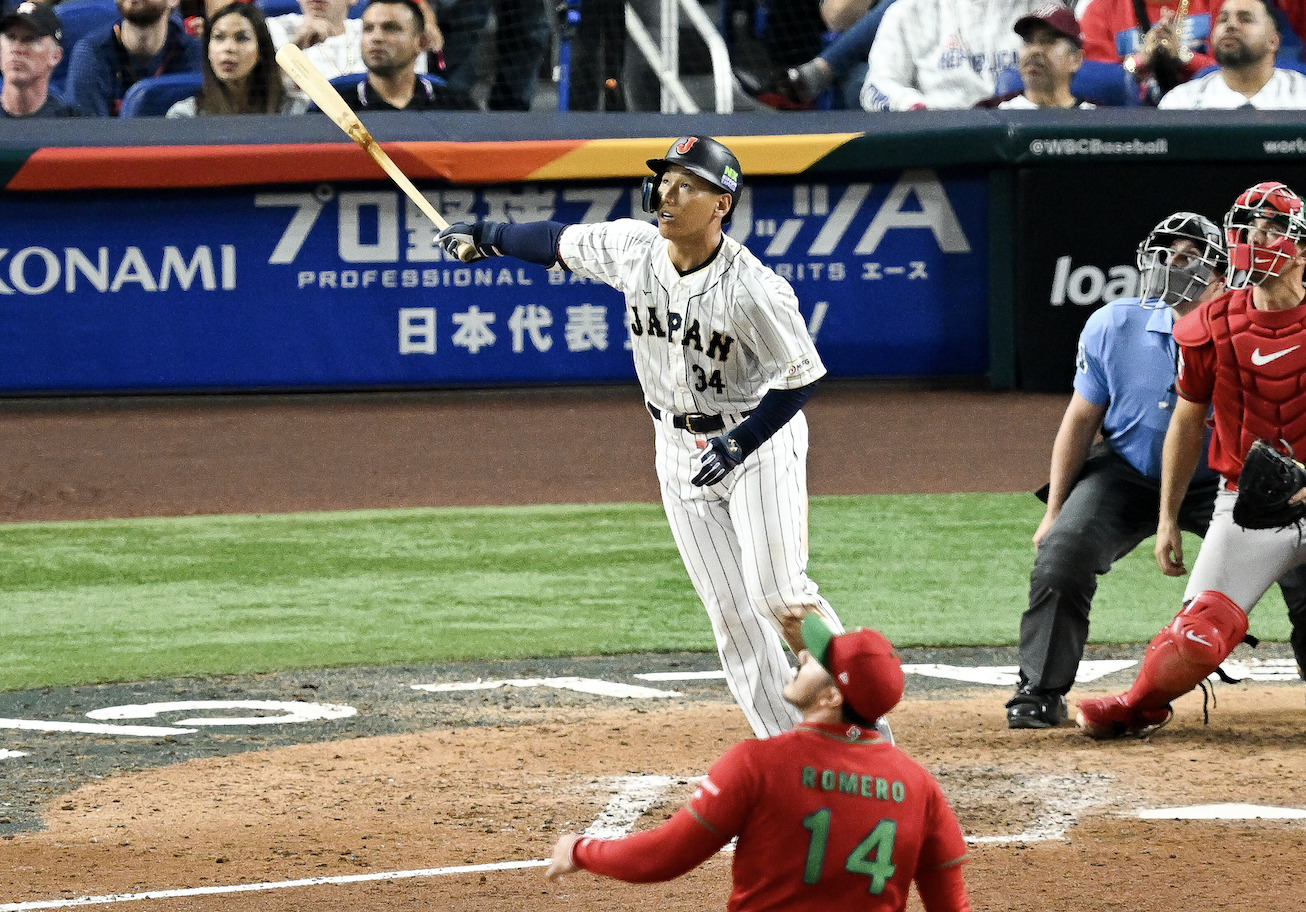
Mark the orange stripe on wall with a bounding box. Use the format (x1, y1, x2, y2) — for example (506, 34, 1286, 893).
(7, 140, 592, 192)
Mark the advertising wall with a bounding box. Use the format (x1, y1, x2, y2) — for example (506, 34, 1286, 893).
(0, 168, 989, 394)
(7, 111, 1306, 395)
(1012, 163, 1306, 392)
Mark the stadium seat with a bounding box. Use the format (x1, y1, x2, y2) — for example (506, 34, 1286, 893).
(993, 61, 1139, 107)
(993, 65, 1023, 97)
(254, 0, 365, 16)
(51, 0, 120, 95)
(328, 72, 366, 93)
(118, 72, 204, 117)
(253, 0, 302, 16)
(1071, 60, 1139, 106)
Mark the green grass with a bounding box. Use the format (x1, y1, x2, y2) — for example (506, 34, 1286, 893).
(0, 495, 1292, 693)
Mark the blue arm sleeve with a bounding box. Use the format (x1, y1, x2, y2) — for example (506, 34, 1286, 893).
(486, 221, 569, 268)
(727, 381, 818, 458)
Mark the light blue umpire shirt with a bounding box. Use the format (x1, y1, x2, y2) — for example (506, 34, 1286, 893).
(1073, 297, 1215, 482)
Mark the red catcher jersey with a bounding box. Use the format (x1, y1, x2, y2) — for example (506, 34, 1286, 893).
(692, 723, 967, 912)
(1174, 289, 1306, 482)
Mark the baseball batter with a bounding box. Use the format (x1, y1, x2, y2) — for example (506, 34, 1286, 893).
(437, 136, 847, 739)
(544, 617, 972, 912)
(1078, 180, 1306, 738)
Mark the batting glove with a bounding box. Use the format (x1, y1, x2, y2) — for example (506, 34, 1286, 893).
(438, 221, 505, 262)
(691, 435, 745, 487)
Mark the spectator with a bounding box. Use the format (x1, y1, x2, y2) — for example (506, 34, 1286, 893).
(341, 0, 472, 108)
(860, 0, 1056, 110)
(435, 0, 548, 109)
(0, 0, 81, 116)
(544, 617, 973, 912)
(981, 3, 1097, 107)
(264, 0, 364, 82)
(1159, 0, 1306, 105)
(64, 0, 202, 116)
(783, 0, 902, 108)
(167, 2, 304, 115)
(1079, 0, 1221, 103)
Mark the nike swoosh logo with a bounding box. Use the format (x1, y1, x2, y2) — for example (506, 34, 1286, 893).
(1185, 630, 1212, 646)
(1251, 345, 1301, 366)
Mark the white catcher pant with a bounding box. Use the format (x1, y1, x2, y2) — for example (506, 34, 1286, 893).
(1186, 487, 1306, 611)
(653, 410, 843, 739)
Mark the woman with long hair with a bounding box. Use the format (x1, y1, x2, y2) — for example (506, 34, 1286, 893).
(168, 2, 306, 115)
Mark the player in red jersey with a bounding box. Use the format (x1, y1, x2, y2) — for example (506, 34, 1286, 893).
(545, 616, 972, 912)
(1078, 180, 1306, 739)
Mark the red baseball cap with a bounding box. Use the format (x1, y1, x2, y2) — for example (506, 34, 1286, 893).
(1014, 4, 1083, 46)
(801, 615, 904, 722)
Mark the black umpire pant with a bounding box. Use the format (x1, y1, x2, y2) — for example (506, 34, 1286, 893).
(1020, 444, 1306, 693)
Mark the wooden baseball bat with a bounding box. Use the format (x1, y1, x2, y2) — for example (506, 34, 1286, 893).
(275, 43, 476, 261)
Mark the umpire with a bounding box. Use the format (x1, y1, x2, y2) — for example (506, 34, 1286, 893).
(1007, 211, 1306, 728)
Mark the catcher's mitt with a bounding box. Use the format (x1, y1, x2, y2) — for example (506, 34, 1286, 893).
(1233, 440, 1306, 530)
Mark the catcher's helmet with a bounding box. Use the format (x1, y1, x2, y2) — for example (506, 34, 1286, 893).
(641, 136, 742, 223)
(1224, 180, 1306, 289)
(1136, 211, 1225, 309)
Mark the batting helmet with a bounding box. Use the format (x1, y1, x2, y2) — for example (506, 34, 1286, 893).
(642, 136, 742, 223)
(1135, 211, 1225, 309)
(1224, 180, 1306, 289)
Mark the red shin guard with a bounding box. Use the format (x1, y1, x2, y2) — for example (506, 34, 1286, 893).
(1123, 590, 1248, 712)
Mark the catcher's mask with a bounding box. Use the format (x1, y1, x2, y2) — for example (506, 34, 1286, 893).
(1224, 181, 1306, 289)
(641, 135, 742, 224)
(1136, 211, 1225, 309)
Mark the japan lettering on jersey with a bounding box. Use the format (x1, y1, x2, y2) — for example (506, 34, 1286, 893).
(687, 724, 967, 912)
(1174, 289, 1306, 480)
(557, 219, 825, 416)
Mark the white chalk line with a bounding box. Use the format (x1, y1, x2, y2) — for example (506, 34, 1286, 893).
(0, 775, 692, 911)
(0, 860, 550, 911)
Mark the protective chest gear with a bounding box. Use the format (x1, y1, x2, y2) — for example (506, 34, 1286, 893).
(1136, 211, 1225, 309)
(1179, 291, 1306, 474)
(642, 135, 742, 223)
(1224, 181, 1306, 290)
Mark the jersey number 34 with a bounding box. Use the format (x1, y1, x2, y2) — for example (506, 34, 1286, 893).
(691, 365, 725, 394)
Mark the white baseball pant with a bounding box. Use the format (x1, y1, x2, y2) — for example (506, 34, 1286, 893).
(653, 410, 843, 739)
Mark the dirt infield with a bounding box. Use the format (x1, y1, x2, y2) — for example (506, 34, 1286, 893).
(2, 384, 1305, 912)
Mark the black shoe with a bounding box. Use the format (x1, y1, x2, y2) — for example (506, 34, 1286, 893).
(734, 65, 814, 110)
(1005, 684, 1068, 729)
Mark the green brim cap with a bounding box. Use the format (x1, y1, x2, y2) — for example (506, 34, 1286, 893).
(801, 613, 836, 671)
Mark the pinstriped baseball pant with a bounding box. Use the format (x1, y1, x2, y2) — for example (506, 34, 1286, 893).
(653, 411, 843, 739)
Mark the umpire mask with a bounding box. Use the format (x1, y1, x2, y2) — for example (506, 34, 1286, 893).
(1136, 211, 1225, 309)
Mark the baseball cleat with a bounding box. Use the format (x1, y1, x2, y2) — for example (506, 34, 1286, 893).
(1075, 695, 1172, 739)
(1005, 684, 1068, 729)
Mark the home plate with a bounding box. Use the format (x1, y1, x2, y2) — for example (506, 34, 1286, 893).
(1137, 803, 1306, 820)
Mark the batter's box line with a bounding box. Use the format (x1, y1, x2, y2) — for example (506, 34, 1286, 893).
(0, 861, 550, 912)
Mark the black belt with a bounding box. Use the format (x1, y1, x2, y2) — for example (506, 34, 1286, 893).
(646, 402, 749, 434)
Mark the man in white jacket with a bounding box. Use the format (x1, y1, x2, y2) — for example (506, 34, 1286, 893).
(1158, 0, 1306, 108)
(861, 0, 1063, 110)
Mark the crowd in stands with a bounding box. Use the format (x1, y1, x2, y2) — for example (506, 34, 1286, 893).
(741, 0, 1306, 110)
(0, 0, 538, 116)
(3, 0, 1306, 118)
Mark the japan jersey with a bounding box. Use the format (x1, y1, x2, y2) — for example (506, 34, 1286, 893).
(557, 219, 826, 416)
